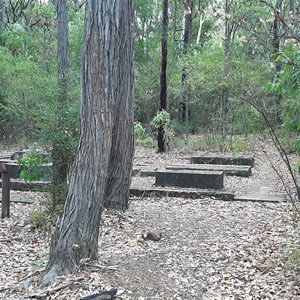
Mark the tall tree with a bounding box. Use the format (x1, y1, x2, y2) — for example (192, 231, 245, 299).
(221, 0, 234, 136)
(49, 0, 72, 210)
(0, 0, 6, 33)
(51, 0, 69, 200)
(181, 0, 194, 140)
(273, 0, 283, 123)
(158, 0, 169, 152)
(42, 0, 134, 282)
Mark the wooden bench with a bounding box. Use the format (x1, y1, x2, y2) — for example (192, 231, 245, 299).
(0, 163, 10, 218)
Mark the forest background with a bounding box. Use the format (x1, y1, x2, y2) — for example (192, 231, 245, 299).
(0, 0, 300, 158)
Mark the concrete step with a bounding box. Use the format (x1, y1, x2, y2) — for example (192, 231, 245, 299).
(130, 187, 234, 201)
(155, 169, 224, 189)
(0, 180, 285, 203)
(234, 186, 286, 203)
(233, 195, 285, 203)
(165, 164, 251, 177)
(190, 154, 255, 167)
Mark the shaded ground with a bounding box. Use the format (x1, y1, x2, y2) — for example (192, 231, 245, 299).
(1, 141, 300, 299)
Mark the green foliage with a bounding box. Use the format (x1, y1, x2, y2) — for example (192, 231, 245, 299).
(134, 121, 146, 139)
(174, 133, 252, 153)
(268, 45, 300, 153)
(41, 102, 79, 166)
(277, 131, 298, 154)
(284, 247, 300, 280)
(134, 121, 155, 148)
(19, 148, 51, 183)
(30, 210, 51, 230)
(134, 54, 161, 124)
(151, 110, 175, 146)
(150, 110, 172, 128)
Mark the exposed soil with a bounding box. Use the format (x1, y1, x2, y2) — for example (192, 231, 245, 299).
(1, 140, 300, 299)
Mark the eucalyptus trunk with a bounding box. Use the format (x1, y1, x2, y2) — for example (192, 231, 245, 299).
(221, 0, 234, 137)
(273, 0, 283, 123)
(181, 0, 193, 142)
(42, 0, 134, 282)
(52, 0, 70, 206)
(158, 0, 169, 153)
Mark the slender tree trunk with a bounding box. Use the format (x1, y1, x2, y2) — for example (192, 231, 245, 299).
(172, 0, 177, 58)
(273, 0, 283, 124)
(42, 0, 134, 283)
(52, 0, 69, 189)
(158, 0, 169, 153)
(0, 0, 6, 41)
(221, 0, 233, 137)
(196, 13, 205, 44)
(181, 0, 193, 142)
(52, 0, 72, 210)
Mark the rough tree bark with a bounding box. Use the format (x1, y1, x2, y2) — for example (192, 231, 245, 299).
(52, 0, 69, 192)
(158, 0, 169, 153)
(42, 0, 134, 283)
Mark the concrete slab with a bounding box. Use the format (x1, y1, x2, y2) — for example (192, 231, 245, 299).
(155, 169, 224, 189)
(166, 164, 251, 177)
(191, 154, 255, 167)
(234, 186, 286, 203)
(130, 187, 234, 201)
(233, 195, 285, 203)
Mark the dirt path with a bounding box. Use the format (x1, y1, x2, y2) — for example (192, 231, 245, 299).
(0, 194, 299, 299)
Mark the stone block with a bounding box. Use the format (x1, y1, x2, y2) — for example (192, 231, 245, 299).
(166, 164, 251, 177)
(190, 154, 254, 167)
(155, 169, 224, 189)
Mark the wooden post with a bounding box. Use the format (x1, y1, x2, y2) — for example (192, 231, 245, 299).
(0, 163, 10, 219)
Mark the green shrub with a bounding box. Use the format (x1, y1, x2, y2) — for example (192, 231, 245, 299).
(30, 210, 51, 230)
(150, 110, 175, 146)
(19, 148, 51, 183)
(134, 121, 155, 148)
(134, 121, 146, 139)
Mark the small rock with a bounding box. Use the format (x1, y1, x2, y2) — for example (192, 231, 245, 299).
(142, 231, 162, 241)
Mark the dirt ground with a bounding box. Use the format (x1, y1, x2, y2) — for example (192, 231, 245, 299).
(1, 141, 300, 299)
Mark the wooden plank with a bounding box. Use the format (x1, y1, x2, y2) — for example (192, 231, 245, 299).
(1, 171, 10, 218)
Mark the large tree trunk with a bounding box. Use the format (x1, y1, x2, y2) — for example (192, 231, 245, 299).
(158, 0, 169, 153)
(51, 0, 70, 206)
(42, 0, 134, 283)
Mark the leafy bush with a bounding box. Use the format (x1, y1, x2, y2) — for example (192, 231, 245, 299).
(19, 148, 51, 183)
(134, 121, 155, 148)
(150, 110, 175, 146)
(30, 210, 51, 230)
